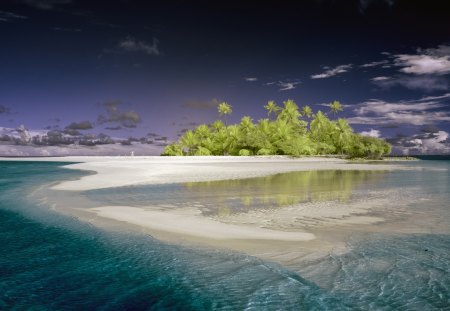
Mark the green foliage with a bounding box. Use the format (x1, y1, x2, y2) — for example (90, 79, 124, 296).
(238, 149, 251, 156)
(218, 102, 232, 125)
(164, 99, 391, 159)
(264, 100, 281, 119)
(257, 148, 274, 155)
(162, 143, 184, 156)
(194, 146, 212, 156)
(329, 100, 343, 118)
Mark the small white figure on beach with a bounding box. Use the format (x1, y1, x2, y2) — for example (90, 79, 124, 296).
(130, 151, 134, 157)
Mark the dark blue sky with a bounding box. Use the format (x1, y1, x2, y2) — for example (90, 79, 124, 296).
(1, 0, 450, 154)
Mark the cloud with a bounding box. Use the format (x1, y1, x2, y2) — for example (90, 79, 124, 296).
(348, 93, 450, 126)
(360, 60, 390, 68)
(364, 44, 450, 90)
(0, 10, 28, 22)
(244, 77, 258, 82)
(371, 75, 449, 91)
(183, 98, 221, 109)
(394, 54, 450, 75)
(266, 81, 300, 91)
(0, 143, 163, 157)
(21, 0, 72, 10)
(0, 105, 10, 114)
(278, 81, 300, 91)
(105, 126, 122, 131)
(355, 98, 447, 115)
(371, 76, 390, 81)
(360, 129, 381, 138)
(420, 125, 440, 133)
(62, 128, 81, 136)
(387, 130, 450, 155)
(97, 101, 142, 128)
(118, 37, 160, 55)
(65, 120, 93, 130)
(349, 113, 450, 126)
(423, 44, 450, 57)
(388, 44, 450, 75)
(311, 64, 352, 79)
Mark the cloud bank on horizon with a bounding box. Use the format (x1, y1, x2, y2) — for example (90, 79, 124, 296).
(1, 0, 450, 155)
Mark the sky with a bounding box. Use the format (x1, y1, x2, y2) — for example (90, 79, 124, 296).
(1, 0, 450, 155)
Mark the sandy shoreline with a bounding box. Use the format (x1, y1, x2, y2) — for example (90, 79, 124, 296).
(2, 156, 411, 266)
(45, 156, 399, 191)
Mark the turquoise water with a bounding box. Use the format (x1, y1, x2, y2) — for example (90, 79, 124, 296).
(1, 161, 450, 310)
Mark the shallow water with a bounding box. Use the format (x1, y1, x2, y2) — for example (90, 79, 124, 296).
(85, 169, 389, 216)
(1, 160, 450, 310)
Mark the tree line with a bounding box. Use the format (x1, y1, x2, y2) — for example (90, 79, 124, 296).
(162, 99, 391, 158)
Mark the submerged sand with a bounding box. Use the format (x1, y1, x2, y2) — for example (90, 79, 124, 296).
(2, 156, 414, 266)
(47, 156, 398, 240)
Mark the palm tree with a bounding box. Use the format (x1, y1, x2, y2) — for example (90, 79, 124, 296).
(264, 100, 280, 120)
(239, 116, 254, 132)
(238, 116, 255, 152)
(310, 111, 332, 143)
(218, 102, 232, 126)
(329, 100, 343, 118)
(194, 124, 210, 140)
(211, 120, 225, 132)
(273, 119, 294, 154)
(180, 130, 197, 155)
(254, 118, 273, 151)
(334, 118, 353, 153)
(301, 105, 313, 118)
(224, 125, 240, 155)
(279, 99, 301, 124)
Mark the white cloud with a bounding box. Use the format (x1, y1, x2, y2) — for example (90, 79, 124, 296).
(394, 54, 450, 75)
(371, 76, 390, 81)
(266, 80, 300, 91)
(365, 44, 450, 90)
(386, 44, 450, 75)
(349, 113, 450, 126)
(244, 77, 258, 82)
(348, 93, 450, 126)
(423, 44, 450, 57)
(278, 81, 300, 91)
(360, 129, 380, 138)
(360, 60, 389, 68)
(371, 75, 448, 91)
(311, 64, 352, 79)
(355, 99, 445, 115)
(389, 131, 450, 155)
(119, 37, 160, 55)
(415, 93, 450, 102)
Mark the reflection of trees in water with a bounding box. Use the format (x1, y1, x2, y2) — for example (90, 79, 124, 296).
(182, 170, 386, 216)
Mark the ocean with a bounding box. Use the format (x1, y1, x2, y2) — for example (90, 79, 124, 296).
(0, 160, 449, 310)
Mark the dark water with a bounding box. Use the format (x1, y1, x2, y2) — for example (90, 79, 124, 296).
(1, 161, 450, 310)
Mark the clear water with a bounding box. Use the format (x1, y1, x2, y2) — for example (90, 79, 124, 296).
(1, 160, 450, 310)
(85, 170, 389, 216)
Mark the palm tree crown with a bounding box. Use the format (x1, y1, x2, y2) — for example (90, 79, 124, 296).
(329, 100, 343, 118)
(264, 100, 280, 119)
(218, 102, 232, 125)
(301, 105, 313, 118)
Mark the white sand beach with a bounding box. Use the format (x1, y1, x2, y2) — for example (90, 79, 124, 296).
(47, 156, 398, 191)
(3, 156, 412, 262)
